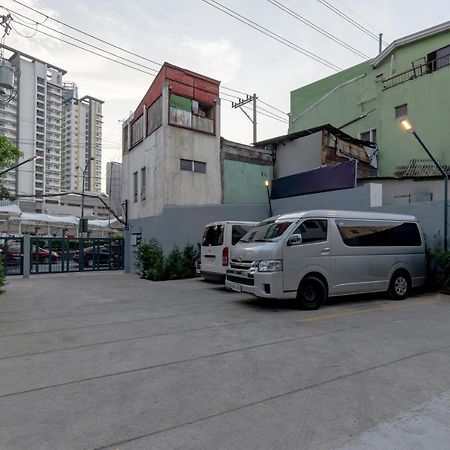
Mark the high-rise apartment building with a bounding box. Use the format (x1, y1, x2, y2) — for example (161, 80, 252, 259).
(62, 84, 103, 193)
(0, 46, 65, 198)
(106, 161, 122, 214)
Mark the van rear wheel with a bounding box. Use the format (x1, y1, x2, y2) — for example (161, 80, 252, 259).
(297, 276, 327, 310)
(388, 270, 411, 300)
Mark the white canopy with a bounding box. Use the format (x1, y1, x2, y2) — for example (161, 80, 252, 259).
(0, 204, 22, 216)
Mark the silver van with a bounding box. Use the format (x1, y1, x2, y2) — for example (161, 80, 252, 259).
(201, 221, 257, 282)
(225, 210, 426, 309)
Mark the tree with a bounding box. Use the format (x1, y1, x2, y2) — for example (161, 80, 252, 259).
(0, 135, 22, 199)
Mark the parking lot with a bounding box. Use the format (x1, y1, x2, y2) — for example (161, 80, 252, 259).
(1, 272, 450, 449)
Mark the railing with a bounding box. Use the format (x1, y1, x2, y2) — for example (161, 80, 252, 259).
(382, 54, 450, 90)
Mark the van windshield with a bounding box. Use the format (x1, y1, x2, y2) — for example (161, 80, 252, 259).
(240, 220, 294, 243)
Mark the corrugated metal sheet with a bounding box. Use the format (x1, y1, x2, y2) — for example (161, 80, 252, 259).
(394, 159, 450, 178)
(193, 116, 214, 134)
(169, 107, 192, 128)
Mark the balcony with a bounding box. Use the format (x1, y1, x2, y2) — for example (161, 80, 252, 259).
(382, 54, 450, 90)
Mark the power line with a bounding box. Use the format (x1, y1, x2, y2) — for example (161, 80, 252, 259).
(9, 0, 287, 118)
(221, 97, 288, 124)
(316, 0, 388, 46)
(10, 11, 160, 74)
(201, 0, 342, 71)
(266, 0, 370, 59)
(7, 20, 159, 77)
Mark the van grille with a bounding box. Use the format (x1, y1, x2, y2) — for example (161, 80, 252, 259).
(230, 259, 254, 270)
(227, 275, 254, 286)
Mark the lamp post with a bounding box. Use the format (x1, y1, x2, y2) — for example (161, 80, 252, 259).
(265, 179, 273, 217)
(78, 157, 94, 236)
(400, 119, 448, 250)
(0, 154, 42, 176)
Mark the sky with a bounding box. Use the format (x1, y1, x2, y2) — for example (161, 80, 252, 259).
(0, 0, 447, 191)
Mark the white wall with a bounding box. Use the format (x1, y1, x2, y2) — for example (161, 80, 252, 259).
(122, 84, 221, 220)
(273, 131, 322, 178)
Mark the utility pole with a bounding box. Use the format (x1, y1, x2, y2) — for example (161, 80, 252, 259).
(232, 93, 258, 144)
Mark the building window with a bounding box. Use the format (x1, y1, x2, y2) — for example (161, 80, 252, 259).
(193, 161, 206, 173)
(147, 96, 162, 137)
(122, 125, 128, 153)
(180, 159, 207, 173)
(169, 94, 215, 135)
(427, 45, 450, 72)
(130, 115, 143, 148)
(141, 167, 146, 201)
(180, 159, 192, 171)
(133, 171, 138, 203)
(395, 104, 408, 118)
(359, 129, 377, 143)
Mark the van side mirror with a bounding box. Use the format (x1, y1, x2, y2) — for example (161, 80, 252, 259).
(287, 234, 302, 246)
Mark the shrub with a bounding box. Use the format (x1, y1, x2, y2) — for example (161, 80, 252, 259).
(135, 238, 164, 281)
(164, 246, 184, 280)
(136, 239, 200, 281)
(181, 243, 199, 279)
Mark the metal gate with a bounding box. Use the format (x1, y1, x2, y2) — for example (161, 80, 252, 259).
(1, 237, 124, 276)
(29, 237, 124, 274)
(0, 236, 24, 276)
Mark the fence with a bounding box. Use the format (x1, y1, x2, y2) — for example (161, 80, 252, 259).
(2, 236, 124, 276)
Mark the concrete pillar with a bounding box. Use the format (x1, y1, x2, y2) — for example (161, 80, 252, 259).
(22, 233, 30, 279)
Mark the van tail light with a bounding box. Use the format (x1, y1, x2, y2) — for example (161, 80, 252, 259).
(222, 247, 229, 266)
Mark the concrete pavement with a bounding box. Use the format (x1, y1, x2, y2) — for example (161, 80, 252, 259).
(1, 272, 450, 449)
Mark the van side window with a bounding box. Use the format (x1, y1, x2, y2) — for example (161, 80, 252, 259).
(231, 225, 253, 245)
(293, 219, 327, 244)
(336, 220, 422, 246)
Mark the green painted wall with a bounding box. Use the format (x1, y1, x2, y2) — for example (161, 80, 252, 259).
(290, 29, 450, 176)
(223, 160, 272, 204)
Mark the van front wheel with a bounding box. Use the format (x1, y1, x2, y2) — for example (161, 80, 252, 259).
(297, 276, 327, 310)
(388, 270, 411, 300)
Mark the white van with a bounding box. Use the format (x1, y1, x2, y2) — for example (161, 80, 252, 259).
(201, 221, 258, 282)
(225, 210, 426, 309)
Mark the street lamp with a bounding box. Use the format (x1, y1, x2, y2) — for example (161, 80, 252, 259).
(0, 154, 42, 176)
(265, 179, 273, 217)
(400, 118, 448, 250)
(77, 157, 94, 236)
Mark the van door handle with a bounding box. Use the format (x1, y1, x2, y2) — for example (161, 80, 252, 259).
(321, 248, 330, 254)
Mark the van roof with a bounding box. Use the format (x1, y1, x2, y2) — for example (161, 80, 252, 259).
(204, 221, 258, 227)
(271, 210, 418, 222)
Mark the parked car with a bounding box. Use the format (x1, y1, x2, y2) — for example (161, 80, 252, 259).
(1, 242, 59, 265)
(73, 244, 121, 268)
(0, 243, 22, 266)
(201, 221, 257, 282)
(225, 210, 426, 310)
(32, 247, 60, 263)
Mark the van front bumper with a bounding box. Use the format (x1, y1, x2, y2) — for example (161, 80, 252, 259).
(225, 269, 287, 299)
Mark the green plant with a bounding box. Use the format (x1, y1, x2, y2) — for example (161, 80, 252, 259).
(135, 238, 164, 281)
(180, 243, 199, 278)
(164, 245, 184, 280)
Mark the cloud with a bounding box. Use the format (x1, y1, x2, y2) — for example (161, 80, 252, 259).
(175, 37, 242, 84)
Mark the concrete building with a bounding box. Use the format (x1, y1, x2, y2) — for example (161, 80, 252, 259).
(122, 63, 222, 220)
(289, 21, 450, 177)
(122, 63, 275, 221)
(0, 46, 65, 198)
(62, 83, 103, 193)
(106, 161, 122, 214)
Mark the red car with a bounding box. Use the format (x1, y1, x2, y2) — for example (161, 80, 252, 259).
(32, 247, 60, 263)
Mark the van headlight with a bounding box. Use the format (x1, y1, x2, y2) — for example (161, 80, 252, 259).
(258, 260, 283, 272)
